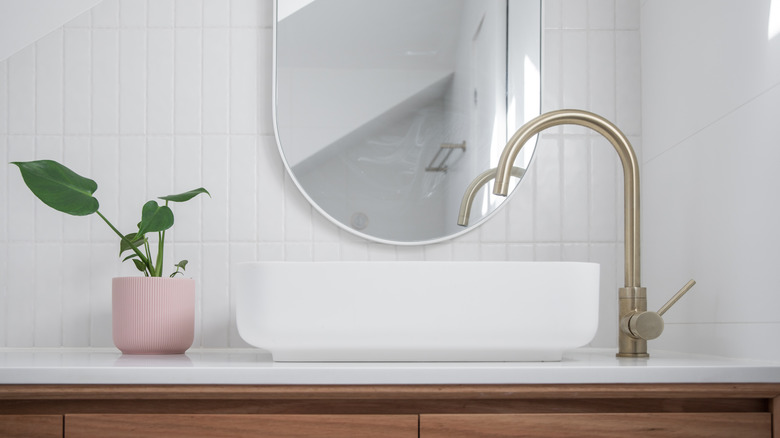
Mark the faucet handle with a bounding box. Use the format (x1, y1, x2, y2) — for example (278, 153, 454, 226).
(625, 279, 696, 341)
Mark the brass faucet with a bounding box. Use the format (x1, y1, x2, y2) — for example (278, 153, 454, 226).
(457, 166, 525, 227)
(491, 109, 695, 358)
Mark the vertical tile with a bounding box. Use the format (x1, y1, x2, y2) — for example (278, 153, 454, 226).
(588, 30, 615, 121)
(0, 61, 8, 134)
(285, 242, 313, 261)
(534, 243, 562, 261)
(147, 29, 175, 134)
(202, 135, 229, 241)
(541, 30, 562, 112)
(562, 136, 589, 241)
(62, 137, 93, 242)
(588, 0, 614, 30)
(257, 28, 274, 134)
(200, 242, 229, 346)
(615, 30, 641, 135)
(173, 135, 203, 242)
(91, 0, 120, 28)
(64, 29, 92, 134)
(616, 0, 640, 30)
(424, 243, 453, 260)
(589, 136, 618, 242)
(588, 243, 618, 347)
(148, 0, 175, 28)
(543, 0, 562, 30)
(480, 244, 508, 261)
(119, 28, 147, 134)
(35, 243, 63, 347)
(367, 244, 396, 261)
(533, 136, 561, 242)
(203, 0, 230, 27)
(92, 29, 120, 134)
(6, 243, 35, 346)
(118, 136, 147, 229)
(507, 167, 535, 242)
(561, 30, 588, 118)
(120, 0, 147, 27)
(61, 244, 92, 347)
(561, 0, 587, 29)
(230, 28, 258, 134)
(0, 241, 6, 346)
(258, 0, 274, 28)
(176, 0, 203, 27)
(313, 241, 340, 261)
(35, 30, 64, 135)
(174, 28, 202, 134)
(283, 174, 312, 241)
(229, 136, 257, 241)
(231, 0, 260, 27)
(8, 45, 36, 135)
(257, 136, 286, 241)
(146, 136, 174, 195)
(7, 137, 36, 241)
(91, 137, 120, 241)
(507, 243, 534, 260)
(228, 243, 255, 346)
(202, 28, 230, 133)
(0, 136, 7, 242)
(90, 243, 117, 347)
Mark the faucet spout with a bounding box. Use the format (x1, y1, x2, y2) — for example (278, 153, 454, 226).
(493, 109, 649, 357)
(457, 166, 525, 227)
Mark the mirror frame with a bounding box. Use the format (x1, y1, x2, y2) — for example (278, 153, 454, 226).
(271, 0, 541, 245)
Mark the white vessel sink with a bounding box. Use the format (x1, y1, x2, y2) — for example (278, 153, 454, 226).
(236, 261, 600, 362)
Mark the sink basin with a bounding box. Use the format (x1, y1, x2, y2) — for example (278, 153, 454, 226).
(236, 261, 600, 362)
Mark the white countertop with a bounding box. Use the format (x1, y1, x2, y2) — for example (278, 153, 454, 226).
(1, 347, 779, 385)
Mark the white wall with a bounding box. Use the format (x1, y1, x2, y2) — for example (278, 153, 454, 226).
(0, 0, 640, 350)
(642, 0, 780, 361)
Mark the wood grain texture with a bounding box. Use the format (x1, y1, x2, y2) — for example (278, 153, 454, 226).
(65, 414, 418, 438)
(421, 413, 772, 438)
(0, 415, 62, 438)
(773, 396, 779, 438)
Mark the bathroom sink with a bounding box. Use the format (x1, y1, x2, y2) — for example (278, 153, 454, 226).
(236, 261, 600, 362)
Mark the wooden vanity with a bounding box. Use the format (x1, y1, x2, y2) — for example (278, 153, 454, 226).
(1, 383, 778, 437)
(1, 349, 778, 437)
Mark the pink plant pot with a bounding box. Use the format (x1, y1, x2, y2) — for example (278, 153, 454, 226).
(112, 277, 195, 355)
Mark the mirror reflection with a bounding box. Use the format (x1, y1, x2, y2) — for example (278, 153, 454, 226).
(274, 0, 540, 244)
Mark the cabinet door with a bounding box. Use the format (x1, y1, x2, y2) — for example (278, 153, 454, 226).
(66, 414, 418, 438)
(421, 413, 771, 438)
(0, 415, 63, 438)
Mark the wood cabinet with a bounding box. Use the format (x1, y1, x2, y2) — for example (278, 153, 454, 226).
(66, 414, 418, 438)
(0, 415, 62, 438)
(0, 384, 777, 437)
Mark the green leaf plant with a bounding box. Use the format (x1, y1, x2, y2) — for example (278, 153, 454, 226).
(11, 160, 210, 278)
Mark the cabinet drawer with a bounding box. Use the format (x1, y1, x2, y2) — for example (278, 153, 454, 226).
(66, 414, 418, 438)
(0, 415, 63, 438)
(421, 413, 771, 438)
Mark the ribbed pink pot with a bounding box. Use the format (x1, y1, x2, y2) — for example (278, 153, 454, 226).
(112, 277, 195, 355)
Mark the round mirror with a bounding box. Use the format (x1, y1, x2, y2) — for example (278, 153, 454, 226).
(274, 0, 541, 244)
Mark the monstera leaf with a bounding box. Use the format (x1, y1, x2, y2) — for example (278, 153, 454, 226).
(11, 160, 99, 216)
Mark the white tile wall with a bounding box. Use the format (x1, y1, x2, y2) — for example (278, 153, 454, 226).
(642, 0, 780, 361)
(0, 0, 639, 349)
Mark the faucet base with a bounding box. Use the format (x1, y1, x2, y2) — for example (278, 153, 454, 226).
(617, 286, 649, 358)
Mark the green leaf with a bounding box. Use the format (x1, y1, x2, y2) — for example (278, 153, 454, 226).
(159, 187, 211, 203)
(11, 160, 99, 216)
(119, 232, 147, 256)
(174, 260, 188, 270)
(136, 200, 174, 236)
(132, 258, 148, 274)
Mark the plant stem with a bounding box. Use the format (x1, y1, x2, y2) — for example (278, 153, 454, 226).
(155, 230, 165, 277)
(96, 210, 152, 273)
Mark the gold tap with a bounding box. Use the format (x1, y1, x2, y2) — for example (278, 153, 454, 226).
(492, 109, 695, 358)
(457, 166, 525, 227)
